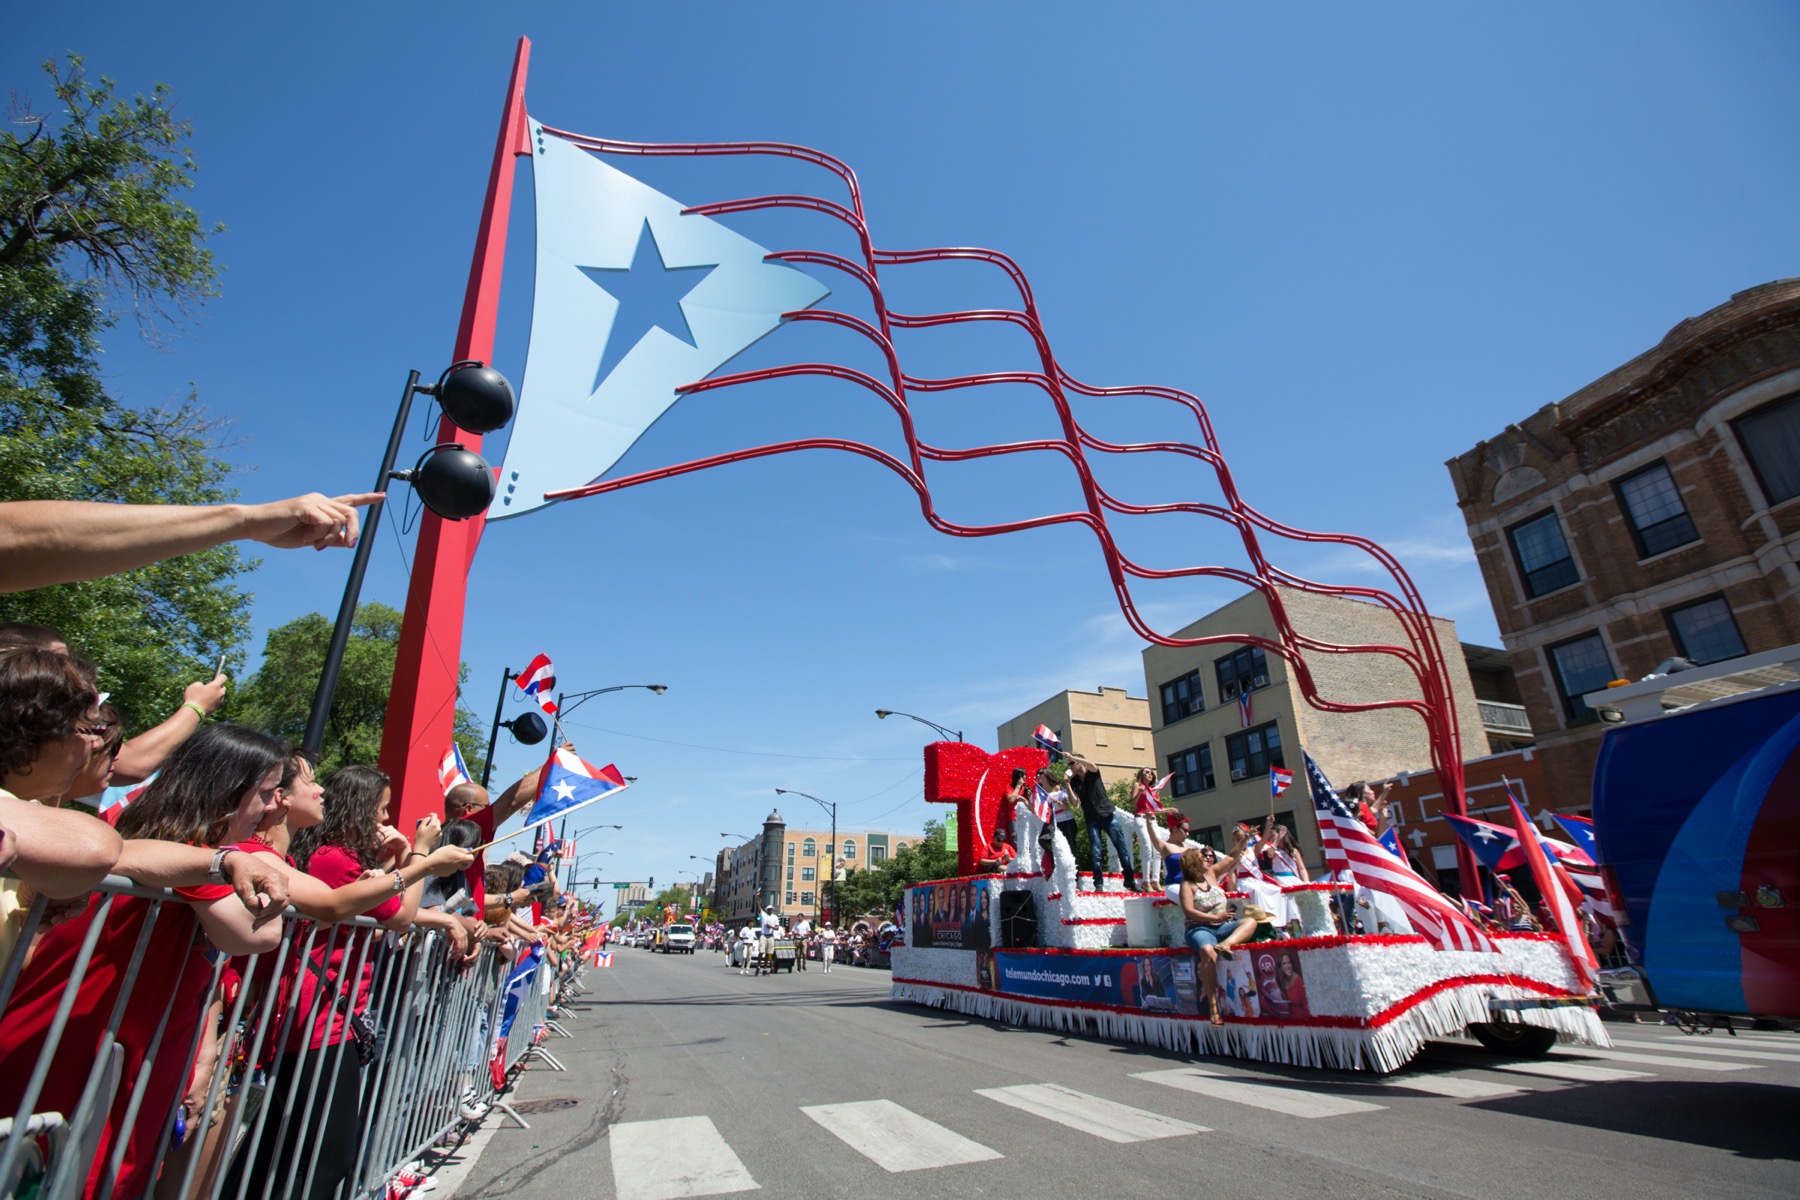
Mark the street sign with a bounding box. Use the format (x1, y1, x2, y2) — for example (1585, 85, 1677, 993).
(614, 882, 629, 889)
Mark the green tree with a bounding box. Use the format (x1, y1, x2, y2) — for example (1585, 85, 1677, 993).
(830, 818, 960, 919)
(0, 55, 243, 732)
(233, 602, 487, 780)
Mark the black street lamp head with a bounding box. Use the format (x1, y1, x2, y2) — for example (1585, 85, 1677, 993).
(399, 444, 495, 520)
(503, 710, 548, 746)
(434, 362, 516, 434)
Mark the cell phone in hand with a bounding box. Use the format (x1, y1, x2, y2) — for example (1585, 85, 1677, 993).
(216, 653, 228, 677)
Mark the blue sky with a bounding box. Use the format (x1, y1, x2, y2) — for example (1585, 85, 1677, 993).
(11, 3, 1798, 915)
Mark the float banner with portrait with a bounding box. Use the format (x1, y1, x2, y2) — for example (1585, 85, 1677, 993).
(910, 879, 993, 951)
(1250, 944, 1310, 1019)
(989, 950, 1199, 1015)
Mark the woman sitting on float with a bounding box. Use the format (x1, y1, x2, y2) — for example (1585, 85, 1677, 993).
(1180, 828, 1259, 1026)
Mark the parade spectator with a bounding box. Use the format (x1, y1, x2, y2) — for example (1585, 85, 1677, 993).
(445, 755, 551, 914)
(1179, 830, 1257, 1025)
(1068, 756, 1140, 893)
(1144, 810, 1194, 905)
(0, 724, 288, 1199)
(0, 491, 384, 594)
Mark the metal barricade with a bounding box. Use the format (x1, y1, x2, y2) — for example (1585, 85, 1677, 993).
(0, 875, 552, 1200)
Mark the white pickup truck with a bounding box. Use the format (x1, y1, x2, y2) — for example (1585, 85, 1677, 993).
(658, 923, 697, 953)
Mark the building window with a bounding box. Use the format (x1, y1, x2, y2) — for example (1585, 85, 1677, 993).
(1159, 670, 1205, 725)
(1615, 461, 1698, 558)
(1224, 721, 1284, 781)
(1166, 744, 1215, 796)
(801, 866, 815, 882)
(895, 841, 909, 853)
(1506, 510, 1580, 598)
(842, 840, 857, 860)
(801, 838, 816, 857)
(786, 866, 794, 881)
(1215, 647, 1269, 701)
(1734, 391, 1800, 506)
(1548, 632, 1615, 723)
(785, 892, 797, 905)
(800, 891, 814, 906)
(870, 846, 887, 863)
(1666, 595, 1747, 665)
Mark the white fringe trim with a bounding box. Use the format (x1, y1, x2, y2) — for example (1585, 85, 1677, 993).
(889, 980, 1603, 1074)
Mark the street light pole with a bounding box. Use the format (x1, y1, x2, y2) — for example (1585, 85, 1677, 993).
(874, 709, 963, 742)
(776, 788, 837, 925)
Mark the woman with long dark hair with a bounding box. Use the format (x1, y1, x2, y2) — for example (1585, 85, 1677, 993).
(0, 722, 286, 1199)
(233, 763, 467, 1200)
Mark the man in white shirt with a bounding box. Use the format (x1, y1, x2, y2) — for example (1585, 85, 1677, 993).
(737, 924, 758, 975)
(790, 915, 812, 970)
(818, 924, 837, 973)
(756, 905, 779, 972)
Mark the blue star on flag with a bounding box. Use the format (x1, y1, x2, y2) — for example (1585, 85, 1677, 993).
(579, 221, 717, 392)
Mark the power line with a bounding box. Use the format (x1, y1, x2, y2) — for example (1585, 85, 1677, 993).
(558, 719, 915, 763)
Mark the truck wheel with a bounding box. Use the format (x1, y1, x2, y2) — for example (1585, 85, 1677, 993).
(1469, 1022, 1557, 1057)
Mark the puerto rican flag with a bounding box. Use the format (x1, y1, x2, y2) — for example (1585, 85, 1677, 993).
(593, 950, 614, 968)
(1135, 773, 1173, 816)
(1237, 690, 1254, 729)
(98, 772, 158, 819)
(438, 742, 473, 795)
(1532, 823, 1621, 928)
(1551, 813, 1601, 862)
(1269, 766, 1294, 797)
(526, 746, 630, 832)
(516, 653, 559, 716)
(1443, 811, 1527, 872)
(1306, 753, 1494, 953)
(1507, 791, 1599, 988)
(1030, 783, 1055, 823)
(1032, 724, 1061, 753)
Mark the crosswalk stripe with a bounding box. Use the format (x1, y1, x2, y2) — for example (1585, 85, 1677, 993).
(976, 1083, 1206, 1142)
(1557, 1048, 1753, 1073)
(1605, 1037, 1800, 1064)
(1485, 1060, 1648, 1083)
(1378, 1074, 1523, 1098)
(610, 1116, 760, 1200)
(1133, 1067, 1388, 1117)
(802, 1100, 1002, 1172)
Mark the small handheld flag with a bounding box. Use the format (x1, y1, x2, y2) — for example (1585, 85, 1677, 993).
(516, 653, 560, 716)
(1269, 766, 1293, 798)
(438, 743, 473, 795)
(1031, 724, 1062, 755)
(1030, 783, 1054, 824)
(528, 747, 628, 828)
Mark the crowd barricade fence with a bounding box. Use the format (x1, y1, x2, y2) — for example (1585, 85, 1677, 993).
(0, 875, 578, 1200)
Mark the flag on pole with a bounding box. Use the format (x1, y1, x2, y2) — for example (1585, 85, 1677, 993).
(1551, 813, 1600, 862)
(1237, 690, 1253, 729)
(1030, 783, 1054, 824)
(516, 653, 559, 716)
(438, 743, 473, 795)
(1530, 825, 1620, 927)
(1506, 791, 1599, 988)
(1032, 724, 1061, 754)
(594, 950, 614, 968)
(525, 747, 630, 834)
(98, 772, 157, 818)
(1305, 753, 1494, 953)
(1442, 812, 1528, 872)
(1135, 774, 1171, 816)
(1269, 766, 1293, 797)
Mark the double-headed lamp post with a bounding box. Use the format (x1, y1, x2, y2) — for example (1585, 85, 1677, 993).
(874, 709, 963, 742)
(775, 788, 837, 925)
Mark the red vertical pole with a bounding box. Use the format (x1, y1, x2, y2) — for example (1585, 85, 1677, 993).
(382, 37, 532, 829)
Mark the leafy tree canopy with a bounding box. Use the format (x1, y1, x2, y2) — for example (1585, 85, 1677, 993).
(0, 55, 243, 733)
(234, 602, 487, 781)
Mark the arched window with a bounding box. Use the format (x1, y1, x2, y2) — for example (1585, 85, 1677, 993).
(802, 838, 817, 857)
(895, 841, 910, 853)
(842, 839, 858, 860)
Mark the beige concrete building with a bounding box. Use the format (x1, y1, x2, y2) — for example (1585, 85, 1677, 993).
(1140, 587, 1489, 868)
(718, 823, 926, 927)
(996, 686, 1155, 787)
(1446, 278, 1800, 811)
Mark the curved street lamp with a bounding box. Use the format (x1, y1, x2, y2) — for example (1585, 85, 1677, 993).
(558, 684, 668, 720)
(775, 787, 837, 924)
(874, 709, 963, 742)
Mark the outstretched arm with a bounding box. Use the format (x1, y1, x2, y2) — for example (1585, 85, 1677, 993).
(0, 493, 383, 593)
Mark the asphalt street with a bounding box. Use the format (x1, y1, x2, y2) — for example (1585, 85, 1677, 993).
(450, 946, 1800, 1200)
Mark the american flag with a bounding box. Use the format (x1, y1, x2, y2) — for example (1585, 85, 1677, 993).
(1305, 753, 1494, 953)
(1534, 826, 1620, 928)
(516, 652, 559, 716)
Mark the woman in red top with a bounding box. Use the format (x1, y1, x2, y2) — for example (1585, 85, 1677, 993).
(0, 723, 286, 1200)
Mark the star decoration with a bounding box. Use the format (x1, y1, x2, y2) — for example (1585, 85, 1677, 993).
(580, 220, 718, 392)
(553, 779, 577, 802)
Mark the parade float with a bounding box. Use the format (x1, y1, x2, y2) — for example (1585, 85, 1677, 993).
(889, 743, 1608, 1074)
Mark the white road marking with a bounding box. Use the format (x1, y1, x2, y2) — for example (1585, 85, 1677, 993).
(1133, 1066, 1388, 1117)
(1605, 1037, 1800, 1063)
(802, 1100, 1002, 1173)
(610, 1116, 759, 1200)
(976, 1083, 1206, 1143)
(1486, 1060, 1649, 1083)
(1556, 1047, 1753, 1072)
(1378, 1074, 1523, 1098)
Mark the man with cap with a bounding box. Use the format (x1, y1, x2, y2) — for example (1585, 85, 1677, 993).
(756, 904, 779, 973)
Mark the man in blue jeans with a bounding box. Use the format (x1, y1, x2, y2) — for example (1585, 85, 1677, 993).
(1068, 757, 1141, 893)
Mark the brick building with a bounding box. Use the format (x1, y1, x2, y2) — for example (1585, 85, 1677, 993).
(995, 686, 1155, 787)
(1446, 278, 1800, 810)
(1139, 586, 1495, 869)
(717, 821, 925, 928)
